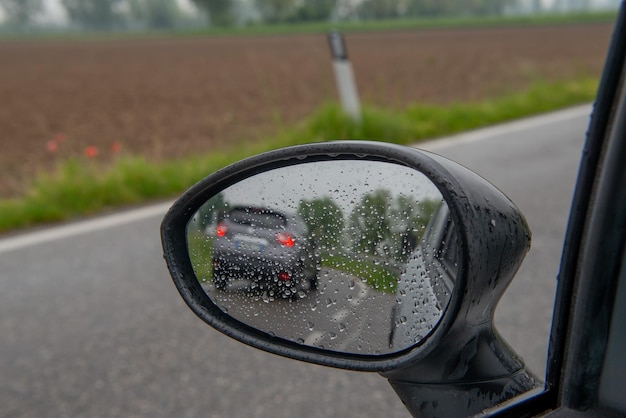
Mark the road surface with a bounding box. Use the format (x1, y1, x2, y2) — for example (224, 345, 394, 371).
(0, 105, 590, 417)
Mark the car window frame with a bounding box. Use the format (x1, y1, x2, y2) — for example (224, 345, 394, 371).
(487, 4, 626, 416)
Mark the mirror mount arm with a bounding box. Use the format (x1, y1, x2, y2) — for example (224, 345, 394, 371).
(388, 372, 540, 418)
(379, 151, 542, 416)
(382, 323, 541, 416)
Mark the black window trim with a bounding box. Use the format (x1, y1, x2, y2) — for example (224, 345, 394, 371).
(487, 4, 626, 417)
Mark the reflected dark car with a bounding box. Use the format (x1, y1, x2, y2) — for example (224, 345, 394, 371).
(211, 206, 319, 297)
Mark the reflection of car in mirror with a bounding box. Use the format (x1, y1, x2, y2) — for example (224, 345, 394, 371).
(389, 201, 457, 349)
(211, 206, 319, 297)
(417, 201, 457, 310)
(183, 159, 450, 355)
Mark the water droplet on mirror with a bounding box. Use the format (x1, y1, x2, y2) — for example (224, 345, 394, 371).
(187, 159, 453, 356)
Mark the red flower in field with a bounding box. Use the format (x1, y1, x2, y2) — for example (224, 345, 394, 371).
(85, 146, 99, 158)
(47, 140, 58, 153)
(111, 141, 122, 154)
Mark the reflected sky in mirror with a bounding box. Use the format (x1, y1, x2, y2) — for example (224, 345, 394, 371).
(187, 160, 458, 355)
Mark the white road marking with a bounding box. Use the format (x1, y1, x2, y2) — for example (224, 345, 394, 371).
(350, 280, 370, 306)
(304, 331, 324, 346)
(331, 309, 350, 322)
(0, 201, 173, 254)
(0, 104, 593, 254)
(415, 104, 592, 151)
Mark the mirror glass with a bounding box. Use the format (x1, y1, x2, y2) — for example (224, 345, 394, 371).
(186, 160, 458, 355)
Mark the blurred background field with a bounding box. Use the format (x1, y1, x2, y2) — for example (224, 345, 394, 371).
(0, 0, 617, 231)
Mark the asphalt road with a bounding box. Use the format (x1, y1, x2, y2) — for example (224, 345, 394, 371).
(204, 268, 400, 354)
(0, 105, 590, 418)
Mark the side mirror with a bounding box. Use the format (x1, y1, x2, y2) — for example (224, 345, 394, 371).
(161, 141, 540, 416)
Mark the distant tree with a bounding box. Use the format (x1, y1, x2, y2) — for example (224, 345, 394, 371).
(387, 195, 425, 260)
(61, 0, 124, 30)
(195, 193, 229, 228)
(335, 0, 359, 20)
(357, 0, 404, 19)
(0, 0, 43, 26)
(254, 0, 299, 23)
(296, 0, 336, 21)
(297, 197, 345, 251)
(406, 0, 455, 17)
(127, 0, 181, 29)
(348, 189, 392, 255)
(406, 0, 507, 17)
(190, 0, 234, 27)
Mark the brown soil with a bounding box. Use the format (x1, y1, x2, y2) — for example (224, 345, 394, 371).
(0, 23, 613, 198)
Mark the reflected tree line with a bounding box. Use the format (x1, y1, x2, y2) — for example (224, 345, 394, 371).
(196, 189, 440, 264)
(298, 190, 439, 263)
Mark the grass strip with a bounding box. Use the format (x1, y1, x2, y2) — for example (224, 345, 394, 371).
(322, 253, 398, 293)
(0, 77, 598, 233)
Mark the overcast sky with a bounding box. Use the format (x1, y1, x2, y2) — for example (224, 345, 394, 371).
(214, 160, 443, 217)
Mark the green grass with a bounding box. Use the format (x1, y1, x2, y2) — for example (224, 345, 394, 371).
(0, 77, 598, 233)
(0, 11, 616, 42)
(187, 230, 214, 282)
(322, 253, 398, 293)
(305, 77, 599, 143)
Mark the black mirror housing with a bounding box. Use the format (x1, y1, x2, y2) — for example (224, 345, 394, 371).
(161, 141, 539, 414)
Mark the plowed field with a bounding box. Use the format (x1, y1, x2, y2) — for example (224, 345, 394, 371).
(0, 23, 613, 198)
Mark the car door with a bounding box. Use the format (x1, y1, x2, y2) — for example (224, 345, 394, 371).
(489, 4, 626, 416)
(161, 5, 626, 417)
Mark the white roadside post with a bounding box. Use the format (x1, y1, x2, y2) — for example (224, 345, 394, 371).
(328, 31, 362, 123)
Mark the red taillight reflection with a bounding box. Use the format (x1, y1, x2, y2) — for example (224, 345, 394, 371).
(278, 271, 291, 281)
(216, 223, 228, 237)
(276, 232, 295, 247)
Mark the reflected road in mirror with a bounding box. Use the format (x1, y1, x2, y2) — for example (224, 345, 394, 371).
(186, 160, 458, 355)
